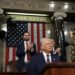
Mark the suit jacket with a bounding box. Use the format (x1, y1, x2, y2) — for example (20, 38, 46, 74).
(16, 41, 36, 71)
(27, 53, 60, 75)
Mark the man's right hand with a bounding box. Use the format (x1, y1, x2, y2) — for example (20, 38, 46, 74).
(54, 48, 61, 56)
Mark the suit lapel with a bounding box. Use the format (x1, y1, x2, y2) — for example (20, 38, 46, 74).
(23, 41, 25, 51)
(40, 53, 47, 64)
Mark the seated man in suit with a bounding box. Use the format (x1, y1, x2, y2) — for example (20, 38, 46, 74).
(27, 38, 60, 75)
(16, 31, 36, 71)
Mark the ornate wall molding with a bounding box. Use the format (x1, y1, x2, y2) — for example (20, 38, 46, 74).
(0, 0, 75, 13)
(7, 14, 50, 22)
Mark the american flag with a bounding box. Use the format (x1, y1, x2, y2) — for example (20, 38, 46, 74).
(5, 21, 47, 71)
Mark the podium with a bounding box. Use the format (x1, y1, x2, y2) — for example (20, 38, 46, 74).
(1, 63, 75, 75)
(41, 63, 75, 75)
(0, 72, 27, 75)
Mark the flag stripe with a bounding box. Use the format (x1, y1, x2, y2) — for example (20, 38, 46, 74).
(31, 23, 34, 43)
(34, 23, 38, 51)
(42, 23, 46, 37)
(39, 23, 43, 40)
(13, 48, 16, 61)
(37, 23, 40, 52)
(28, 23, 31, 42)
(33, 23, 37, 44)
(5, 48, 9, 65)
(9, 47, 13, 62)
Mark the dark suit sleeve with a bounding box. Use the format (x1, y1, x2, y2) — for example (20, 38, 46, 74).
(27, 55, 37, 75)
(31, 43, 37, 55)
(16, 43, 25, 57)
(57, 55, 60, 62)
(53, 54, 60, 62)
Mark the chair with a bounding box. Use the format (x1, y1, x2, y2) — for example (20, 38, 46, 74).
(6, 61, 18, 72)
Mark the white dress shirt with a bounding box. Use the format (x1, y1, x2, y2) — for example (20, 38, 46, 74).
(43, 51, 52, 63)
(24, 41, 30, 63)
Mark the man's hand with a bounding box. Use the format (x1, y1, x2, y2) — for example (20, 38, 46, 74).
(55, 48, 61, 56)
(29, 43, 33, 49)
(27, 43, 33, 50)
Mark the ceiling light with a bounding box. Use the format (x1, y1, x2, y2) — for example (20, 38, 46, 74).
(64, 30, 68, 35)
(64, 4, 69, 10)
(49, 3, 55, 8)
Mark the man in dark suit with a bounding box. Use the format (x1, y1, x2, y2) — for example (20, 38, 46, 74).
(16, 32, 36, 71)
(27, 38, 60, 75)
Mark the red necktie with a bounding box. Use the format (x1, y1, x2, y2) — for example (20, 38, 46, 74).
(26, 42, 31, 62)
(47, 54, 50, 64)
